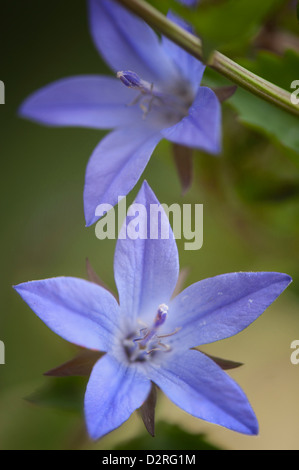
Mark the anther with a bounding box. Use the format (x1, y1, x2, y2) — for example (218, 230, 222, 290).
(117, 71, 143, 90)
(117, 70, 154, 96)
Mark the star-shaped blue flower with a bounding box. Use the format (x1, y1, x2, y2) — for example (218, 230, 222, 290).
(14, 181, 292, 440)
(20, 0, 221, 227)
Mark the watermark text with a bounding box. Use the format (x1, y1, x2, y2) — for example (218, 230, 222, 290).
(291, 80, 299, 105)
(290, 340, 299, 365)
(0, 340, 5, 364)
(0, 81, 4, 104)
(95, 197, 203, 251)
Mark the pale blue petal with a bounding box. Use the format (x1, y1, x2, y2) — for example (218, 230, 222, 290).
(19, 76, 139, 129)
(161, 87, 222, 154)
(162, 11, 205, 92)
(85, 354, 151, 440)
(148, 349, 258, 435)
(167, 272, 292, 349)
(84, 126, 162, 225)
(14, 277, 121, 352)
(88, 0, 178, 83)
(84, 126, 162, 227)
(114, 181, 179, 326)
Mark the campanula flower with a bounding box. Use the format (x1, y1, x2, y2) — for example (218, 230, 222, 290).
(14, 181, 292, 440)
(20, 0, 221, 226)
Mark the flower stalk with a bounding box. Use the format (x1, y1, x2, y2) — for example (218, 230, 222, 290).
(116, 0, 299, 118)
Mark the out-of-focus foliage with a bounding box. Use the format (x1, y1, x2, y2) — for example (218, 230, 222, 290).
(149, 0, 299, 153)
(203, 50, 299, 155)
(26, 377, 87, 413)
(150, 0, 285, 57)
(114, 422, 222, 450)
(25, 377, 223, 449)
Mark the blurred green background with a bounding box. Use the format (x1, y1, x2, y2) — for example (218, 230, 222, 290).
(1, 0, 299, 450)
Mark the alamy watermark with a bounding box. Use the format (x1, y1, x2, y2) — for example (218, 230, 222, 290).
(0, 340, 5, 365)
(95, 197, 203, 251)
(0, 81, 4, 104)
(290, 340, 299, 365)
(291, 80, 299, 105)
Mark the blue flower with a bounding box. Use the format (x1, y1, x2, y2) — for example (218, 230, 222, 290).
(176, 0, 200, 6)
(14, 181, 292, 440)
(20, 0, 221, 227)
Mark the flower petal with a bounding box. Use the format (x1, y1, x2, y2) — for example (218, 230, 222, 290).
(84, 126, 162, 227)
(85, 354, 151, 440)
(176, 0, 200, 6)
(161, 87, 222, 154)
(19, 76, 140, 129)
(162, 11, 205, 93)
(14, 277, 121, 352)
(147, 349, 258, 435)
(114, 181, 179, 326)
(168, 272, 292, 349)
(88, 0, 178, 83)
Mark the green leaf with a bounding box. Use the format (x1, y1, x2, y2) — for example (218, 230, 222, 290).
(203, 51, 299, 154)
(25, 377, 87, 413)
(114, 421, 222, 450)
(230, 90, 299, 154)
(199, 0, 283, 53)
(149, 0, 284, 58)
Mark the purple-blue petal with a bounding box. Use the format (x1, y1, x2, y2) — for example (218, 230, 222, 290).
(84, 126, 162, 227)
(176, 0, 200, 6)
(88, 0, 178, 84)
(161, 86, 222, 154)
(19, 76, 140, 129)
(168, 272, 292, 349)
(114, 181, 179, 326)
(14, 277, 121, 352)
(162, 11, 205, 93)
(85, 354, 151, 440)
(147, 349, 258, 435)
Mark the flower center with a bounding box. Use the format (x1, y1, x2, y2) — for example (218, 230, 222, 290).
(117, 70, 192, 121)
(123, 303, 180, 362)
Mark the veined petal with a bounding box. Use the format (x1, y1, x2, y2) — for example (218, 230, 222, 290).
(14, 277, 121, 352)
(84, 126, 162, 227)
(162, 11, 205, 93)
(161, 87, 222, 154)
(85, 354, 151, 440)
(114, 181, 179, 325)
(19, 76, 140, 129)
(147, 349, 258, 435)
(88, 0, 178, 84)
(168, 272, 292, 349)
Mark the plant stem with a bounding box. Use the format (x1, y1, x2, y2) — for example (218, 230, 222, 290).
(116, 0, 299, 118)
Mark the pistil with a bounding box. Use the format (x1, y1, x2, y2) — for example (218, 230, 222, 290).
(124, 304, 181, 362)
(117, 70, 192, 119)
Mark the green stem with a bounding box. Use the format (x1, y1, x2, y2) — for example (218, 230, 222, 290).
(116, 0, 299, 118)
